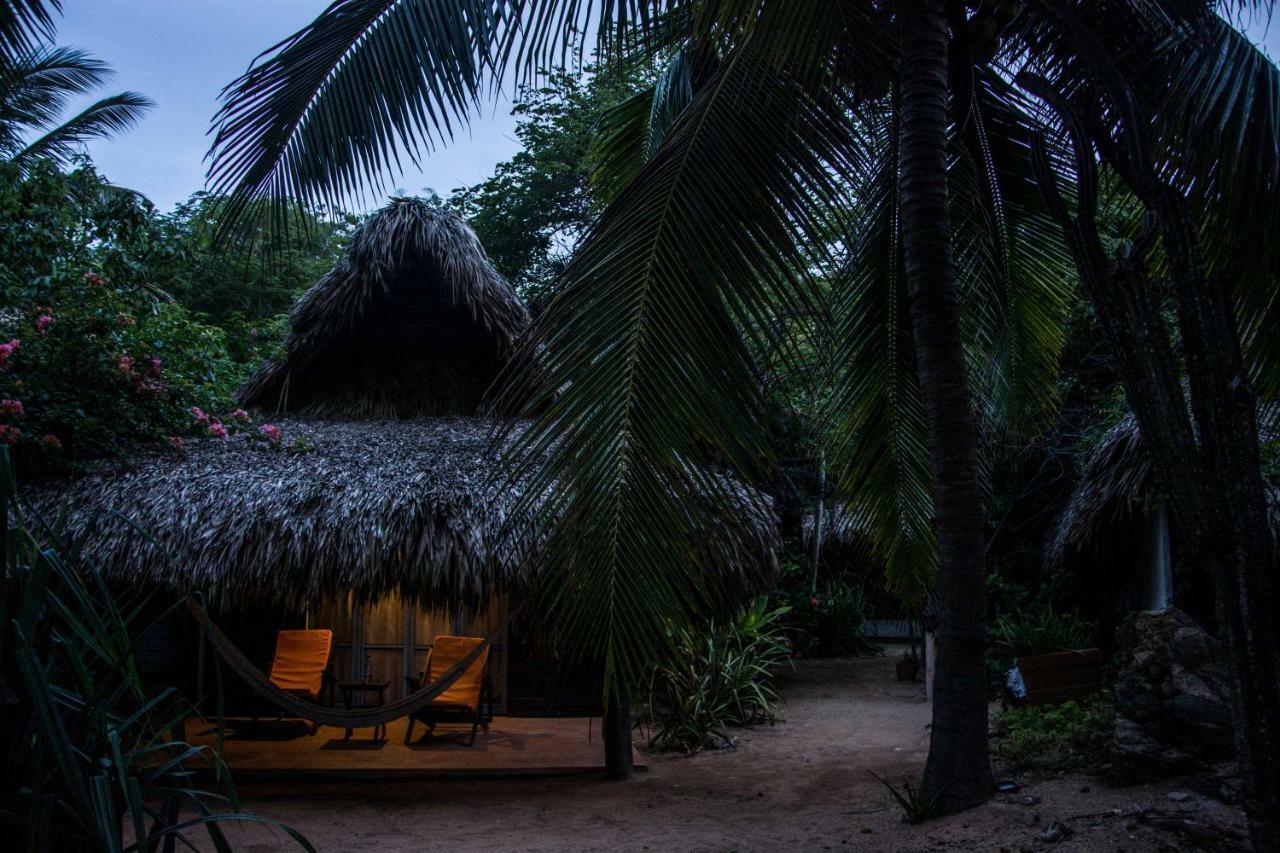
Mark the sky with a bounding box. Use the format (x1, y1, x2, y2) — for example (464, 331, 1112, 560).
(53, 3, 1280, 214)
(58, 0, 522, 212)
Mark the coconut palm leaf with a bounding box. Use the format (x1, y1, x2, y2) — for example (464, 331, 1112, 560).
(492, 29, 865, 689)
(12, 91, 150, 166)
(823, 107, 936, 607)
(0, 0, 58, 61)
(0, 45, 152, 169)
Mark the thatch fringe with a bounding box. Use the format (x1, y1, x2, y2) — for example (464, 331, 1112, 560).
(30, 420, 777, 611)
(238, 198, 529, 419)
(1047, 413, 1280, 566)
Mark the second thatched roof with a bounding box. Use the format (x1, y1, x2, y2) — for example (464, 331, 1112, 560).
(237, 198, 529, 419)
(1048, 413, 1280, 566)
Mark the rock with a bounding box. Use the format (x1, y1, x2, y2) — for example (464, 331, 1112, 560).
(1166, 791, 1191, 802)
(1111, 608, 1234, 778)
(1038, 820, 1073, 842)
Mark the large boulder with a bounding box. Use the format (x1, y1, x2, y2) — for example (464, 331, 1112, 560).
(1111, 607, 1234, 778)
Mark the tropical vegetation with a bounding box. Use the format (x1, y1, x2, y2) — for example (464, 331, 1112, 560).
(0, 0, 1278, 849)
(198, 3, 1280, 845)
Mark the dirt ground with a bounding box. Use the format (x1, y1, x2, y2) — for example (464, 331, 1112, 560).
(211, 655, 1250, 852)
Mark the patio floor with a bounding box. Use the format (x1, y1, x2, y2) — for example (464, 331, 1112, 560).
(185, 715, 646, 780)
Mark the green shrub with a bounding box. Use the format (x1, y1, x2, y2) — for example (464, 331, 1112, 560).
(992, 693, 1115, 771)
(991, 603, 1094, 657)
(643, 597, 792, 752)
(784, 578, 881, 658)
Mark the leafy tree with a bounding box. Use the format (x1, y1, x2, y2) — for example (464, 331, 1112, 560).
(150, 192, 352, 362)
(0, 161, 242, 474)
(447, 64, 651, 309)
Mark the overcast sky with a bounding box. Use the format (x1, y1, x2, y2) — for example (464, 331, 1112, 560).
(55, 2, 1280, 213)
(58, 1, 523, 212)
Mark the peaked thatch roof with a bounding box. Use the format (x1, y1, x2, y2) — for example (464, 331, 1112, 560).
(238, 198, 529, 419)
(1048, 414, 1280, 566)
(35, 420, 778, 610)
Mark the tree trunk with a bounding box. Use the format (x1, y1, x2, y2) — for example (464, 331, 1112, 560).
(1023, 72, 1280, 848)
(603, 690, 633, 781)
(809, 451, 825, 596)
(897, 0, 993, 814)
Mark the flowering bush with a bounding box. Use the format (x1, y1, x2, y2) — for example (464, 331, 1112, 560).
(0, 272, 241, 474)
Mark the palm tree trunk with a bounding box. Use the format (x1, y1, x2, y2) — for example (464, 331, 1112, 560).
(603, 689, 633, 780)
(897, 0, 993, 813)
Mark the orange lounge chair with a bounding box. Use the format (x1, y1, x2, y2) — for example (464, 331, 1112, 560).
(257, 629, 333, 733)
(403, 635, 491, 746)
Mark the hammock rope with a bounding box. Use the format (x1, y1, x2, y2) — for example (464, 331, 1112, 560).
(187, 597, 511, 729)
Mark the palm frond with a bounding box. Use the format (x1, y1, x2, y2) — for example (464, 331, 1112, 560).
(13, 90, 151, 167)
(0, 0, 59, 61)
(951, 70, 1072, 439)
(493, 36, 861, 692)
(824, 108, 936, 607)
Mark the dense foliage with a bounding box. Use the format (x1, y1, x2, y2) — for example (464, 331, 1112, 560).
(0, 160, 346, 476)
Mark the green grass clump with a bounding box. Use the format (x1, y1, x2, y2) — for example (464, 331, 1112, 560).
(992, 693, 1114, 771)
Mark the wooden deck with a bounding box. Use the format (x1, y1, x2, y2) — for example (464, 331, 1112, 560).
(186, 715, 646, 780)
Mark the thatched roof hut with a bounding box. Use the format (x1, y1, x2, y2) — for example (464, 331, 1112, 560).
(238, 197, 529, 419)
(1048, 413, 1280, 568)
(33, 198, 777, 611)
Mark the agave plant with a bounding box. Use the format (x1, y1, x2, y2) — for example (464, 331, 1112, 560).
(0, 447, 312, 852)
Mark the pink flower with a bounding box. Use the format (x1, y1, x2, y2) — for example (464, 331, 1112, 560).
(230, 408, 250, 421)
(190, 406, 209, 423)
(259, 423, 282, 444)
(0, 425, 21, 444)
(148, 357, 163, 378)
(0, 339, 20, 370)
(35, 314, 52, 334)
(167, 436, 185, 450)
(40, 433, 61, 449)
(132, 377, 166, 397)
(207, 420, 227, 439)
(809, 596, 820, 608)
(0, 399, 24, 418)
(117, 355, 133, 374)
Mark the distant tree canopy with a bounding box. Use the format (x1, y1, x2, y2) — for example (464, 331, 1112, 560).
(446, 63, 651, 311)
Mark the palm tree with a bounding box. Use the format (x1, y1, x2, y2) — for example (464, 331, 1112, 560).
(203, 0, 1280, 830)
(0, 2, 151, 171)
(0, 45, 151, 171)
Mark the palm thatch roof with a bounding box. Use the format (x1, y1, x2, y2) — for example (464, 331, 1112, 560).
(237, 197, 529, 418)
(1048, 413, 1280, 566)
(33, 420, 777, 611)
(28, 197, 778, 609)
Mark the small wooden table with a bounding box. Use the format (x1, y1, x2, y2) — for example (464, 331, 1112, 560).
(338, 681, 390, 741)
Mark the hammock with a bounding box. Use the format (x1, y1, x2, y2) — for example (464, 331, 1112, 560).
(187, 597, 509, 730)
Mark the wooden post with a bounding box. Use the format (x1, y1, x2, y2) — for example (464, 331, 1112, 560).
(603, 689, 633, 781)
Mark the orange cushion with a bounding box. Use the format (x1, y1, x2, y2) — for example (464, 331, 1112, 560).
(268, 629, 333, 699)
(427, 635, 487, 708)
